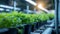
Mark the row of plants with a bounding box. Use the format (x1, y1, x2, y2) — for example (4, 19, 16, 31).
(0, 11, 54, 34)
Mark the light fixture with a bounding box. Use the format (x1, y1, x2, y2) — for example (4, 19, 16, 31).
(0, 8, 4, 11)
(25, 0, 49, 13)
(25, 0, 36, 6)
(38, 4, 49, 13)
(0, 5, 20, 10)
(38, 4, 43, 8)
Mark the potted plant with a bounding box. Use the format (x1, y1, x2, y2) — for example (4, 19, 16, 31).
(22, 14, 35, 34)
(37, 13, 49, 28)
(48, 13, 54, 20)
(30, 14, 38, 32)
(0, 12, 22, 34)
(17, 26, 24, 34)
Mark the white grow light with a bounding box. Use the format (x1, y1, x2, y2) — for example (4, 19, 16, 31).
(0, 5, 20, 10)
(0, 8, 4, 11)
(26, 0, 36, 6)
(25, 0, 49, 13)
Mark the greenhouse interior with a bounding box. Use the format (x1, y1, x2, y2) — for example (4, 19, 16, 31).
(0, 0, 59, 34)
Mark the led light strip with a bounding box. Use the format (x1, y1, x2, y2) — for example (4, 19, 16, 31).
(0, 5, 20, 10)
(0, 8, 4, 11)
(26, 0, 36, 6)
(25, 0, 49, 13)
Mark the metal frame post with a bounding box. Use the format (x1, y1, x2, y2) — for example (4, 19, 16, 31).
(26, 3, 29, 14)
(13, 0, 16, 11)
(55, 0, 59, 34)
